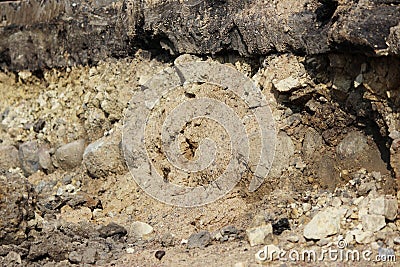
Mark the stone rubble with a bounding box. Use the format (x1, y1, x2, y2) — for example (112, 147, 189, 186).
(0, 53, 399, 266)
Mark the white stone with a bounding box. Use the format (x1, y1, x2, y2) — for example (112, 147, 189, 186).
(126, 247, 135, 254)
(351, 229, 374, 244)
(354, 74, 363, 88)
(370, 242, 380, 250)
(65, 184, 76, 193)
(303, 207, 347, 240)
(129, 221, 154, 240)
(272, 76, 302, 92)
(331, 197, 342, 208)
(369, 196, 385, 215)
(246, 223, 273, 246)
(384, 196, 398, 220)
(361, 214, 386, 232)
(302, 203, 312, 212)
(358, 197, 370, 217)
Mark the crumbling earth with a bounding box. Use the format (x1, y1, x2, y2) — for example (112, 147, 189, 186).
(0, 50, 399, 266)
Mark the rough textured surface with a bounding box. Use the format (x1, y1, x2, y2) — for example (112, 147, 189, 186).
(303, 207, 347, 240)
(0, 172, 36, 245)
(0, 145, 20, 171)
(0, 53, 399, 266)
(83, 129, 126, 178)
(1, 0, 400, 71)
(54, 139, 86, 170)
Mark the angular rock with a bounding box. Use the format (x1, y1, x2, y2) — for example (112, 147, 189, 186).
(38, 145, 54, 173)
(0, 173, 36, 245)
(187, 231, 211, 249)
(361, 214, 386, 232)
(98, 222, 127, 239)
(220, 225, 239, 236)
(351, 229, 374, 244)
(303, 207, 347, 240)
(246, 223, 273, 247)
(269, 131, 295, 178)
(54, 139, 86, 170)
(302, 128, 323, 160)
(4, 251, 21, 265)
(272, 76, 302, 92)
(337, 131, 370, 159)
(18, 141, 52, 175)
(27, 231, 71, 261)
(330, 3, 400, 53)
(272, 218, 290, 235)
(68, 251, 82, 264)
(81, 248, 97, 264)
(18, 141, 40, 176)
(391, 138, 400, 178)
(369, 196, 398, 221)
(160, 233, 175, 247)
(0, 145, 20, 171)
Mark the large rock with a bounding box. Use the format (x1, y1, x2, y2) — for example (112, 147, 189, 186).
(303, 207, 347, 240)
(0, 172, 36, 245)
(187, 231, 211, 249)
(269, 131, 295, 178)
(1, 0, 400, 71)
(246, 223, 273, 247)
(83, 130, 126, 178)
(18, 141, 40, 176)
(361, 214, 386, 232)
(18, 141, 55, 176)
(302, 127, 323, 160)
(369, 196, 398, 221)
(53, 139, 86, 170)
(336, 131, 388, 174)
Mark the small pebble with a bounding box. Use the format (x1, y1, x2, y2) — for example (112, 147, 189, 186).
(56, 187, 64, 196)
(155, 250, 166, 260)
(126, 247, 135, 254)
